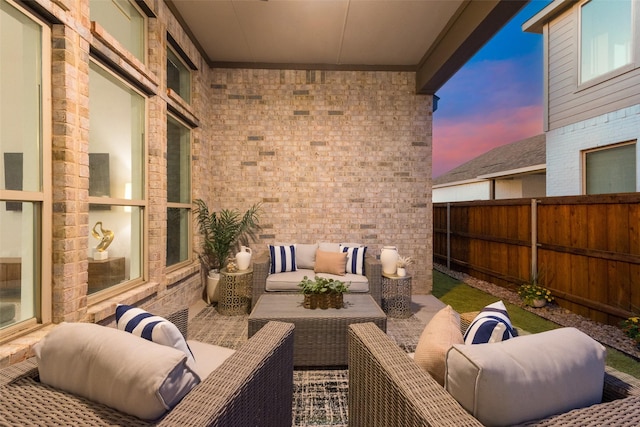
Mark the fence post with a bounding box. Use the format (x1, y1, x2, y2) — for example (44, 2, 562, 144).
(447, 202, 451, 270)
(531, 199, 538, 279)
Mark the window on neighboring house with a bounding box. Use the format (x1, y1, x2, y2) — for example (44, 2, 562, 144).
(166, 115, 191, 267)
(88, 61, 146, 296)
(585, 142, 637, 194)
(90, 0, 145, 63)
(580, 0, 633, 83)
(0, 0, 51, 332)
(167, 46, 191, 103)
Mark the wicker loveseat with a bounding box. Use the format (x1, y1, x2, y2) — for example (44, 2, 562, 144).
(252, 243, 382, 310)
(348, 322, 640, 427)
(0, 309, 294, 426)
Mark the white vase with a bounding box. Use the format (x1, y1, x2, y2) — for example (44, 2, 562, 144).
(235, 246, 252, 271)
(380, 246, 399, 275)
(397, 267, 407, 277)
(206, 270, 220, 304)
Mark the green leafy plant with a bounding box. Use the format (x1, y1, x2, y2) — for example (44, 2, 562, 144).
(193, 199, 262, 271)
(620, 317, 640, 346)
(518, 282, 554, 306)
(298, 276, 350, 294)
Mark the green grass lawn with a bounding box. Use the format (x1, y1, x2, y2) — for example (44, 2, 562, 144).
(432, 270, 640, 378)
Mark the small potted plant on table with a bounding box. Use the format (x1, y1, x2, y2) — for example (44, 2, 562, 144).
(299, 276, 349, 309)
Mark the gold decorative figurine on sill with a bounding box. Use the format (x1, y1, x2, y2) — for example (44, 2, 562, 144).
(91, 221, 114, 260)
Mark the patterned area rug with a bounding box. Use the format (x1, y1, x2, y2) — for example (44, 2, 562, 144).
(188, 305, 427, 426)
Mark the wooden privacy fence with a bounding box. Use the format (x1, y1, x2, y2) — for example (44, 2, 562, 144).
(433, 194, 640, 326)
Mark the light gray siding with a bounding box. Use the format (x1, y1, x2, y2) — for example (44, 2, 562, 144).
(546, 3, 640, 130)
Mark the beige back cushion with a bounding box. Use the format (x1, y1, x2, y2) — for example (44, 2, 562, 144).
(413, 305, 463, 386)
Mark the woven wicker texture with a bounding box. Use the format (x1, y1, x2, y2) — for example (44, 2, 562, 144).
(348, 321, 640, 427)
(251, 253, 382, 309)
(249, 294, 386, 367)
(0, 312, 294, 427)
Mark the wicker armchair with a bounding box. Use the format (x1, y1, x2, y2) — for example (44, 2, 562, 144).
(0, 310, 295, 426)
(348, 322, 640, 427)
(251, 252, 382, 310)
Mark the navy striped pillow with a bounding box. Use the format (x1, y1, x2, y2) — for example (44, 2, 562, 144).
(115, 304, 196, 366)
(269, 244, 297, 273)
(340, 245, 367, 275)
(464, 300, 517, 345)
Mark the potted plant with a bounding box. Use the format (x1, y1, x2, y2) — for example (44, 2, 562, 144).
(396, 256, 413, 277)
(298, 276, 349, 309)
(517, 281, 554, 308)
(194, 199, 261, 303)
(620, 316, 640, 350)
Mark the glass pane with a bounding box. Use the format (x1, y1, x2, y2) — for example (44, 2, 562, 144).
(89, 62, 145, 200)
(167, 48, 191, 103)
(1, 1, 42, 192)
(0, 202, 38, 329)
(88, 205, 143, 294)
(166, 208, 189, 266)
(586, 144, 636, 194)
(581, 0, 632, 82)
(90, 0, 144, 62)
(167, 116, 190, 204)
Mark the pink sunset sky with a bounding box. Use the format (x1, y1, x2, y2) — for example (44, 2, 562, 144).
(432, 0, 550, 178)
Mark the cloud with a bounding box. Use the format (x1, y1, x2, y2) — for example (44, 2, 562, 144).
(432, 104, 543, 178)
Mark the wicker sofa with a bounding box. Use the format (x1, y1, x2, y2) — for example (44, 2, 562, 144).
(348, 322, 640, 427)
(0, 309, 294, 426)
(251, 244, 382, 310)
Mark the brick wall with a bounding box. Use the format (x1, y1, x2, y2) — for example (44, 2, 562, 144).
(547, 104, 640, 196)
(207, 69, 434, 293)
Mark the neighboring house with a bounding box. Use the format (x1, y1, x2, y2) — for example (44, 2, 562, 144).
(524, 0, 640, 196)
(0, 0, 526, 359)
(433, 134, 546, 202)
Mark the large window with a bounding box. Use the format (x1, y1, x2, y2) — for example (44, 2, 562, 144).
(0, 0, 50, 331)
(167, 46, 191, 103)
(88, 61, 145, 296)
(580, 0, 633, 83)
(166, 115, 191, 267)
(90, 0, 145, 63)
(585, 142, 637, 194)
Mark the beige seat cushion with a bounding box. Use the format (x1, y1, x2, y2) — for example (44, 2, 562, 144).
(413, 305, 463, 386)
(266, 269, 369, 292)
(445, 327, 606, 426)
(187, 340, 236, 379)
(34, 322, 200, 420)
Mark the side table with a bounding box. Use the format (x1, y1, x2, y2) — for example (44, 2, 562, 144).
(218, 267, 253, 315)
(381, 273, 412, 318)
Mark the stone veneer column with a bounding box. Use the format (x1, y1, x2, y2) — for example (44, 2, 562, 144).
(209, 69, 434, 293)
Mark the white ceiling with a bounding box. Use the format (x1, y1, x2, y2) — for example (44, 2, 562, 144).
(167, 0, 528, 93)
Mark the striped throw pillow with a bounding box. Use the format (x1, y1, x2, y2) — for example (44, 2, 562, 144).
(116, 304, 196, 366)
(340, 245, 367, 275)
(463, 300, 517, 345)
(269, 244, 297, 273)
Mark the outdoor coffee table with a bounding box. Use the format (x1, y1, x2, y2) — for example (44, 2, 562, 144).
(248, 294, 386, 367)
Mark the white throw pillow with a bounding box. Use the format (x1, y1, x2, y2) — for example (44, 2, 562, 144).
(463, 300, 517, 344)
(445, 327, 606, 426)
(268, 244, 297, 273)
(296, 243, 319, 269)
(115, 304, 196, 367)
(413, 305, 463, 386)
(340, 244, 367, 275)
(34, 322, 200, 420)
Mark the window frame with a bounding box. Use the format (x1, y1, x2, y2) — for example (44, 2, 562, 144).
(166, 44, 192, 104)
(86, 59, 149, 304)
(577, 0, 637, 89)
(166, 113, 192, 271)
(0, 0, 52, 338)
(582, 140, 637, 195)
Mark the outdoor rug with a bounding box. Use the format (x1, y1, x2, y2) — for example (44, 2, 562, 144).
(188, 305, 427, 426)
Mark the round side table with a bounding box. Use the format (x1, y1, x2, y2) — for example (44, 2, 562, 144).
(218, 267, 253, 315)
(381, 273, 412, 318)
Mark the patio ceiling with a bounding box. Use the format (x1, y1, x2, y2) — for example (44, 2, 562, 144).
(166, 0, 529, 94)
